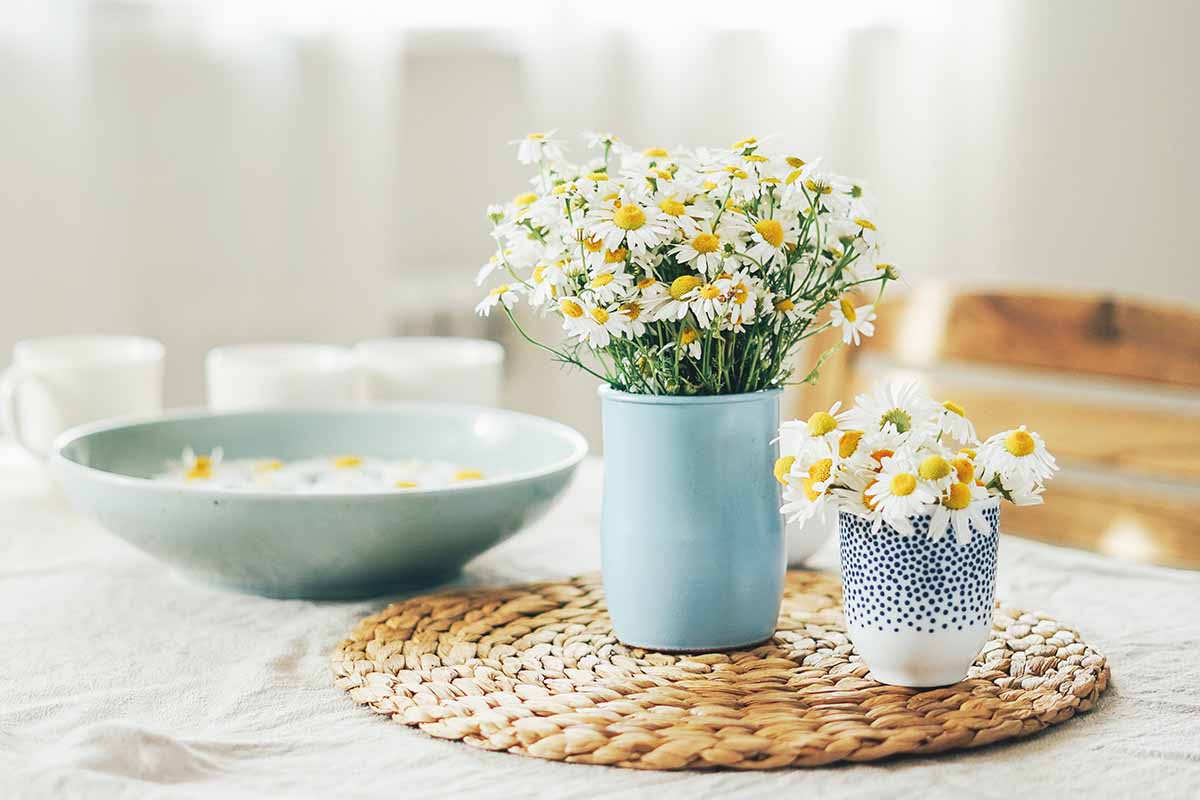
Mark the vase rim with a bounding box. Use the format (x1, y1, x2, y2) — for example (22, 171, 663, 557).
(597, 385, 783, 406)
(837, 497, 1003, 522)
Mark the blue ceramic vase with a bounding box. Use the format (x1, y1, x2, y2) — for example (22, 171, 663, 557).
(599, 387, 786, 652)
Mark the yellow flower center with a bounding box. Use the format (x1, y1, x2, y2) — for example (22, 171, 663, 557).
(854, 217, 876, 231)
(785, 169, 804, 185)
(582, 236, 604, 252)
(890, 473, 917, 496)
(754, 219, 784, 247)
(692, 232, 720, 254)
(744, 154, 768, 163)
(552, 183, 569, 195)
(773, 455, 795, 485)
(699, 284, 721, 300)
(701, 180, 718, 191)
(680, 328, 699, 346)
(838, 430, 864, 458)
(1005, 430, 1036, 457)
(185, 456, 212, 480)
(513, 192, 538, 207)
(590, 273, 614, 288)
(732, 136, 757, 148)
(943, 400, 965, 417)
(585, 171, 608, 181)
(958, 447, 977, 460)
(786, 156, 806, 168)
(658, 198, 686, 217)
(669, 274, 702, 300)
(604, 247, 628, 263)
(775, 298, 795, 312)
(590, 307, 609, 324)
(643, 147, 669, 157)
(560, 299, 584, 318)
(919, 455, 953, 481)
(804, 178, 832, 195)
(652, 168, 673, 180)
(527, 133, 544, 140)
(613, 204, 646, 231)
(620, 302, 641, 320)
(394, 480, 418, 489)
(953, 457, 975, 484)
(731, 284, 749, 304)
(256, 459, 283, 473)
(945, 482, 973, 510)
(807, 411, 838, 437)
(839, 297, 856, 322)
(453, 470, 484, 481)
(636, 277, 657, 290)
(870, 449, 894, 466)
(808, 458, 833, 484)
(532, 265, 547, 284)
(725, 167, 749, 179)
(333, 455, 362, 469)
(803, 477, 822, 502)
(490, 284, 510, 296)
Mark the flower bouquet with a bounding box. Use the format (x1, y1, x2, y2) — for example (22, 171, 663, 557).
(476, 130, 895, 651)
(776, 379, 1058, 685)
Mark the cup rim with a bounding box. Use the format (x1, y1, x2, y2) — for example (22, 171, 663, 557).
(598, 385, 783, 406)
(14, 335, 164, 367)
(206, 342, 356, 373)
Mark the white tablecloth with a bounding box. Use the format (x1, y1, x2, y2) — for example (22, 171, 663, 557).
(2, 444, 1199, 799)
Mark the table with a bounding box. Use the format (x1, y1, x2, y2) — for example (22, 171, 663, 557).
(2, 445, 1198, 799)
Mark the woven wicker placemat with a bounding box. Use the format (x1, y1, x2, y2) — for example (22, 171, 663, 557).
(332, 571, 1109, 770)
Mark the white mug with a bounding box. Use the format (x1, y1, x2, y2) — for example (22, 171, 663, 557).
(0, 335, 164, 457)
(355, 337, 505, 407)
(206, 342, 360, 410)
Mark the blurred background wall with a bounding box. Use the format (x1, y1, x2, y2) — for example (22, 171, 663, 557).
(2, 0, 1196, 447)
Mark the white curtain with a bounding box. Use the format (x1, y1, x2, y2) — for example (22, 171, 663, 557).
(2, 1, 1196, 438)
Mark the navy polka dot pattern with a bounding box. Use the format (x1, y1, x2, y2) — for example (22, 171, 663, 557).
(839, 507, 999, 635)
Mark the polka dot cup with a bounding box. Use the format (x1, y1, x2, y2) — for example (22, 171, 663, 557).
(838, 503, 1000, 687)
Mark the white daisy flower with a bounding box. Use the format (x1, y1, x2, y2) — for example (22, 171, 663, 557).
(937, 400, 978, 445)
(718, 271, 759, 327)
(838, 379, 941, 441)
(671, 222, 727, 276)
(929, 483, 993, 544)
(584, 265, 632, 305)
(574, 303, 630, 348)
(866, 455, 937, 536)
(690, 280, 726, 328)
(617, 300, 649, 337)
(977, 425, 1058, 486)
(511, 130, 565, 165)
(528, 262, 566, 306)
(730, 213, 798, 271)
(829, 297, 876, 345)
(586, 196, 673, 254)
(652, 274, 703, 322)
(474, 283, 523, 317)
(651, 190, 709, 238)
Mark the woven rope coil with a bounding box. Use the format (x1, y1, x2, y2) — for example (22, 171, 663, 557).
(332, 571, 1109, 770)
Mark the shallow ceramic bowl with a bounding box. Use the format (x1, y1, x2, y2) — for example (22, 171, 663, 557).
(51, 407, 587, 599)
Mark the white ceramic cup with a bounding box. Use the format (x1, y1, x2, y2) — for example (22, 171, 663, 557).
(205, 343, 360, 411)
(355, 337, 505, 407)
(0, 335, 164, 457)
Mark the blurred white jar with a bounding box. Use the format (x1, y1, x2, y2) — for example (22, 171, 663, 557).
(355, 337, 504, 407)
(206, 343, 360, 410)
(1, 334, 164, 457)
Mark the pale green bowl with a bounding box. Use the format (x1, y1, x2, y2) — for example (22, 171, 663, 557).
(50, 407, 587, 599)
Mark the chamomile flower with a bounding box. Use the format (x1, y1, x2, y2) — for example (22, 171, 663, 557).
(719, 271, 759, 327)
(839, 379, 940, 441)
(829, 297, 876, 345)
(511, 130, 565, 165)
(586, 197, 673, 254)
(584, 265, 632, 305)
(937, 400, 978, 445)
(618, 301, 648, 337)
(671, 223, 727, 276)
(929, 482, 992, 544)
(181, 447, 224, 481)
(653, 273, 703, 321)
(732, 214, 798, 271)
(571, 303, 630, 348)
(689, 280, 727, 328)
(977, 426, 1058, 486)
(866, 455, 936, 535)
(474, 283, 523, 316)
(651, 190, 709, 238)
(678, 327, 702, 359)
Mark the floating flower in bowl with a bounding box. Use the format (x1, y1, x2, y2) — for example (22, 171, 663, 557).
(776, 379, 1057, 686)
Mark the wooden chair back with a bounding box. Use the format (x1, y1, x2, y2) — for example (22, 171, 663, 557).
(789, 284, 1200, 569)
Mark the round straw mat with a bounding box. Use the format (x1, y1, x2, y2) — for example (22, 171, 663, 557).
(332, 571, 1109, 770)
